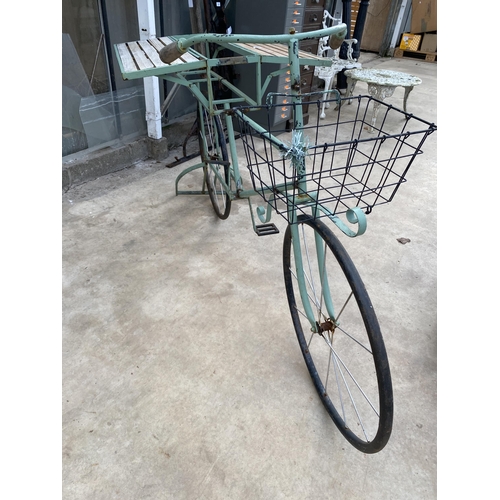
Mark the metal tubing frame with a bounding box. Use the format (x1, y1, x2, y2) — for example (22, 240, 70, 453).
(165, 26, 364, 239)
(171, 26, 347, 58)
(160, 25, 347, 192)
(289, 222, 337, 333)
(168, 26, 355, 328)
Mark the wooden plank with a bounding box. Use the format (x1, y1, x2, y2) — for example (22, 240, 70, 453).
(256, 44, 288, 57)
(148, 37, 185, 67)
(148, 36, 172, 52)
(297, 48, 324, 61)
(394, 48, 437, 62)
(115, 39, 207, 79)
(232, 42, 282, 57)
(137, 40, 164, 67)
(127, 41, 154, 70)
(116, 43, 138, 73)
(178, 52, 200, 64)
(115, 35, 328, 80)
(158, 37, 200, 63)
(234, 42, 324, 62)
(350, 2, 360, 37)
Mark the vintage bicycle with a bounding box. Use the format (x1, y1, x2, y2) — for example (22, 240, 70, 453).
(115, 24, 436, 454)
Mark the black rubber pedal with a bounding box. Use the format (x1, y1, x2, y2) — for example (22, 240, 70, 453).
(255, 223, 279, 236)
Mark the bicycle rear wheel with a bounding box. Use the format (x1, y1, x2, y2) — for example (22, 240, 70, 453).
(283, 215, 393, 453)
(198, 106, 231, 219)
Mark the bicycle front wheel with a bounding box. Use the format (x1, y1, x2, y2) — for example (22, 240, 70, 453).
(283, 215, 393, 453)
(198, 106, 231, 220)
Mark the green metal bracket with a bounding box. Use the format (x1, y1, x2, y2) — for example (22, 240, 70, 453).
(320, 206, 368, 237)
(175, 162, 206, 196)
(247, 197, 276, 233)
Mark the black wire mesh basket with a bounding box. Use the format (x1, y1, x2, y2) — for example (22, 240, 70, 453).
(233, 94, 436, 223)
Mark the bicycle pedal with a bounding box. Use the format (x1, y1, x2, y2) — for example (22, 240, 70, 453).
(255, 223, 279, 236)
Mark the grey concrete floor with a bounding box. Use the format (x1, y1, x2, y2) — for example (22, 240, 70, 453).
(62, 54, 437, 499)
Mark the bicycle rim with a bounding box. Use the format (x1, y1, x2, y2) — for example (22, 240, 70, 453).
(198, 106, 231, 219)
(283, 215, 393, 453)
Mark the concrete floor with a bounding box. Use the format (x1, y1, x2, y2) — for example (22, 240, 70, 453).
(62, 54, 437, 499)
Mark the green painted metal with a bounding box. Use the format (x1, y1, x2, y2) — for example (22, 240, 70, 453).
(315, 206, 368, 238)
(116, 24, 373, 247)
(314, 228, 336, 322)
(236, 184, 287, 200)
(114, 47, 207, 81)
(290, 223, 319, 333)
(256, 204, 273, 224)
(205, 163, 234, 200)
(175, 26, 346, 67)
(175, 162, 206, 196)
(207, 71, 258, 106)
(247, 197, 277, 235)
(232, 109, 285, 151)
(223, 103, 241, 191)
(114, 27, 339, 81)
(261, 66, 291, 98)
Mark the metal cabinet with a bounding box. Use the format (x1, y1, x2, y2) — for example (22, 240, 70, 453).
(226, 0, 325, 129)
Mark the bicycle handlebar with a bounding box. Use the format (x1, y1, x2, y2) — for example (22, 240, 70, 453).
(159, 25, 348, 64)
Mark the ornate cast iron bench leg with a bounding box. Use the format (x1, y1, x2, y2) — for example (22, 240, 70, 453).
(403, 86, 415, 113)
(367, 83, 396, 131)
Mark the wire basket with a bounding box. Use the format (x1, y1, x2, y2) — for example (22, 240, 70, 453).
(234, 95, 436, 223)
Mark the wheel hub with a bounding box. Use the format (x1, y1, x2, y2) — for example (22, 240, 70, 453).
(317, 319, 335, 334)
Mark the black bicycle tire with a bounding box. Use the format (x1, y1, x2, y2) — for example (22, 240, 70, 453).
(198, 107, 231, 220)
(283, 215, 393, 453)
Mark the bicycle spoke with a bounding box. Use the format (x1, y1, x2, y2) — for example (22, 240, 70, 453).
(325, 335, 332, 389)
(290, 267, 322, 314)
(284, 215, 393, 452)
(200, 107, 231, 219)
(307, 330, 315, 349)
(301, 224, 321, 314)
(334, 323, 372, 355)
(211, 166, 226, 209)
(335, 291, 353, 323)
(319, 334, 371, 440)
(330, 338, 347, 424)
(334, 352, 370, 441)
(321, 333, 379, 417)
(293, 303, 310, 323)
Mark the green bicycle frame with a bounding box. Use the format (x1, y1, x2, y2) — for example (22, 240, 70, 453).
(163, 26, 353, 332)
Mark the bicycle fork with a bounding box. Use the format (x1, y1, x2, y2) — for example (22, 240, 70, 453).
(289, 223, 336, 335)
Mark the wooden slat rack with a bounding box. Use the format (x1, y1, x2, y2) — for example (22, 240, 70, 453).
(115, 37, 206, 80)
(114, 36, 332, 81)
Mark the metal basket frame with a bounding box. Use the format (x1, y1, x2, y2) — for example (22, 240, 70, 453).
(234, 95, 436, 224)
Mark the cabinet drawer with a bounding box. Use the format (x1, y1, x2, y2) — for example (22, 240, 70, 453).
(299, 39, 319, 56)
(304, 0, 324, 8)
(303, 9, 323, 28)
